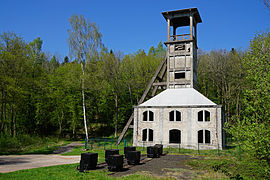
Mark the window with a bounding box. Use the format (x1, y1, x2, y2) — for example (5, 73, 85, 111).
(205, 111, 210, 121)
(205, 130, 210, 143)
(198, 129, 211, 144)
(142, 129, 154, 142)
(175, 72, 185, 79)
(149, 111, 154, 121)
(142, 129, 147, 141)
(176, 111, 181, 121)
(149, 129, 153, 142)
(169, 129, 181, 143)
(143, 111, 147, 121)
(142, 111, 154, 121)
(198, 111, 203, 121)
(169, 110, 181, 121)
(198, 110, 210, 122)
(198, 130, 203, 143)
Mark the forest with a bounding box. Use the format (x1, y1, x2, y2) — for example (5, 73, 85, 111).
(0, 15, 269, 175)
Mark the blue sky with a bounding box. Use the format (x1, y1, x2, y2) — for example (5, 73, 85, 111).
(0, 0, 269, 60)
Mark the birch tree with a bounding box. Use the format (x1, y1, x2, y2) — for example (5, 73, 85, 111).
(68, 15, 102, 140)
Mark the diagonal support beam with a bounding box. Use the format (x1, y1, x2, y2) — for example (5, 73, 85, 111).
(151, 64, 167, 97)
(117, 56, 167, 145)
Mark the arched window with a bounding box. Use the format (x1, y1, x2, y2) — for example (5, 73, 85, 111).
(205, 130, 210, 143)
(149, 129, 153, 141)
(169, 111, 174, 121)
(169, 110, 181, 121)
(205, 111, 210, 121)
(198, 130, 203, 143)
(198, 129, 211, 144)
(142, 129, 154, 142)
(198, 111, 203, 121)
(143, 111, 147, 121)
(149, 111, 154, 121)
(198, 110, 210, 122)
(169, 129, 181, 143)
(176, 111, 181, 121)
(142, 111, 154, 121)
(142, 129, 147, 141)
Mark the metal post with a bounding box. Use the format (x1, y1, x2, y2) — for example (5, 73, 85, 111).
(111, 140, 112, 149)
(218, 144, 220, 156)
(104, 139, 106, 150)
(124, 139, 126, 148)
(198, 143, 200, 154)
(84, 138, 87, 149)
(179, 143, 180, 153)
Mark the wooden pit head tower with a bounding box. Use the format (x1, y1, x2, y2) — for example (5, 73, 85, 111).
(117, 8, 203, 145)
(163, 8, 202, 89)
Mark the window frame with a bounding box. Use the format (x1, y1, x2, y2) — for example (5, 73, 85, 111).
(142, 110, 154, 122)
(169, 110, 181, 122)
(142, 128, 154, 142)
(197, 129, 211, 144)
(197, 110, 211, 122)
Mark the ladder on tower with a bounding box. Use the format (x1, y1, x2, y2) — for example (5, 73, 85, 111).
(117, 56, 168, 145)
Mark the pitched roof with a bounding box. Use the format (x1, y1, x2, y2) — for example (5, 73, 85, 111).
(138, 88, 216, 107)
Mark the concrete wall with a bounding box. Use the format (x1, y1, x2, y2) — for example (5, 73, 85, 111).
(133, 106, 223, 150)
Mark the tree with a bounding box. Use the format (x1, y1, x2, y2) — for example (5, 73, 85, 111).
(63, 56, 69, 64)
(228, 32, 270, 178)
(102, 50, 121, 137)
(68, 15, 102, 140)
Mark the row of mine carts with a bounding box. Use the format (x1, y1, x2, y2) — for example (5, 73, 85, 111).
(77, 144, 163, 172)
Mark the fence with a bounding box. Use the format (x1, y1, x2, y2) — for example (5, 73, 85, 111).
(84, 137, 243, 160)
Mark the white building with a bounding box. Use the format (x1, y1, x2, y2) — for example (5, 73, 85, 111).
(132, 8, 225, 150)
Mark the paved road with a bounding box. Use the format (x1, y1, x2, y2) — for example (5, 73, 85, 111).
(0, 142, 83, 173)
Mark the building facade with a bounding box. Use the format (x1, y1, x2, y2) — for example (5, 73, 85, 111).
(133, 8, 224, 150)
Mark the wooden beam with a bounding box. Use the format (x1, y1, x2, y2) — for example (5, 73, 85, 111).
(190, 15, 193, 40)
(117, 113, 134, 145)
(117, 56, 167, 145)
(151, 64, 167, 97)
(153, 82, 167, 86)
(137, 57, 167, 104)
(167, 19, 170, 42)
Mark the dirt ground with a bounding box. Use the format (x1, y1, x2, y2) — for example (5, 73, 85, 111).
(100, 154, 202, 179)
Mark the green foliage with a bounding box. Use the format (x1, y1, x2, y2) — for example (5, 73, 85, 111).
(0, 30, 165, 140)
(227, 31, 270, 178)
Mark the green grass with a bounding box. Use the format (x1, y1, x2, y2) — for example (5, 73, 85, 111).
(0, 163, 172, 180)
(0, 135, 71, 155)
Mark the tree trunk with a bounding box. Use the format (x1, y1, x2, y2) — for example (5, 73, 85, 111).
(10, 104, 14, 137)
(81, 63, 88, 140)
(114, 93, 118, 137)
(0, 89, 4, 132)
(13, 112, 16, 137)
(4, 92, 7, 134)
(128, 84, 133, 105)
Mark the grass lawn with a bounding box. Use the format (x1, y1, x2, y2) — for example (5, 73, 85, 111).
(0, 136, 72, 155)
(0, 163, 170, 180)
